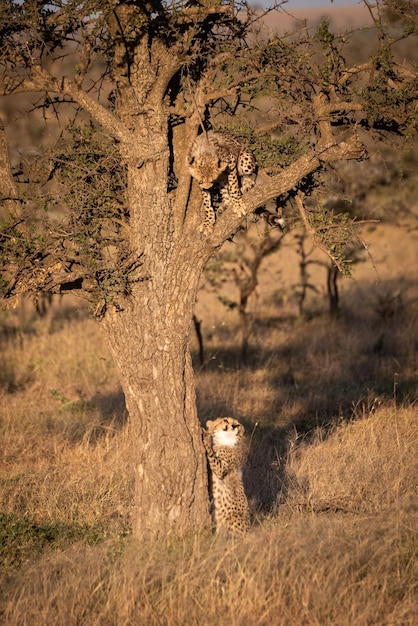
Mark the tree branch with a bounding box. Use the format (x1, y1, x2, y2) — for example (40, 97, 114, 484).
(8, 66, 127, 142)
(208, 134, 367, 248)
(294, 193, 345, 272)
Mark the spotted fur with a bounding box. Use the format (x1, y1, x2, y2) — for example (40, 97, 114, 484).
(187, 131, 257, 232)
(202, 416, 250, 536)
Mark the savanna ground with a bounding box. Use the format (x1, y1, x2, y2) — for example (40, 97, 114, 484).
(1, 153, 417, 624)
(1, 4, 417, 619)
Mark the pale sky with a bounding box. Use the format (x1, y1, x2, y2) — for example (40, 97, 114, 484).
(255, 1, 359, 6)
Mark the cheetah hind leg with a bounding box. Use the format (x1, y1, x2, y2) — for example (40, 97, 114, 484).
(231, 175, 255, 219)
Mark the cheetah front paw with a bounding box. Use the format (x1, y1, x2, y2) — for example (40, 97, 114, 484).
(231, 199, 247, 217)
(199, 221, 215, 236)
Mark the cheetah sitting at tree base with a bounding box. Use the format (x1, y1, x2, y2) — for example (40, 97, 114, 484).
(202, 416, 250, 536)
(187, 131, 257, 232)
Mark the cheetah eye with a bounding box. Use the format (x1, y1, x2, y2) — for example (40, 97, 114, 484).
(188, 156, 195, 165)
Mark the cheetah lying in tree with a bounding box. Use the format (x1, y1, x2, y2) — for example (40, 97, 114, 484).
(187, 131, 257, 232)
(202, 416, 250, 536)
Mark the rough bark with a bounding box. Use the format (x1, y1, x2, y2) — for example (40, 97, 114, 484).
(100, 277, 210, 537)
(98, 149, 214, 536)
(0, 121, 20, 220)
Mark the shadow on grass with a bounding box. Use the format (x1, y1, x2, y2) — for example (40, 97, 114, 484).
(0, 512, 109, 574)
(59, 388, 128, 445)
(0, 294, 90, 342)
(194, 279, 418, 515)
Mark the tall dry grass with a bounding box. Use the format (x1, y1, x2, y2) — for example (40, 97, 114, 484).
(0, 283, 417, 624)
(282, 405, 417, 517)
(3, 506, 416, 626)
(2, 173, 418, 621)
(1, 404, 416, 625)
(0, 301, 133, 536)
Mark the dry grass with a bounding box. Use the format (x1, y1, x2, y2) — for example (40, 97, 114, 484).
(0, 301, 133, 537)
(282, 405, 417, 517)
(0, 284, 417, 624)
(2, 500, 416, 626)
(0, 406, 416, 625)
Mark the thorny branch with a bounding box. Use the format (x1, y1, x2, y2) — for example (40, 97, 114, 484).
(0, 0, 417, 309)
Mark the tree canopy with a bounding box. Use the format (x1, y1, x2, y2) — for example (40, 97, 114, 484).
(1, 0, 417, 311)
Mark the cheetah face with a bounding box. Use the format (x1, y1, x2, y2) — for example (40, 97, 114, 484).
(206, 417, 244, 447)
(188, 154, 229, 190)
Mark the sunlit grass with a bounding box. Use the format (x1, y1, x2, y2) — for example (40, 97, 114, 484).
(0, 284, 417, 624)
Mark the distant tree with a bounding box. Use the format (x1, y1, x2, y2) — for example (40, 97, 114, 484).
(205, 217, 285, 363)
(0, 1, 417, 538)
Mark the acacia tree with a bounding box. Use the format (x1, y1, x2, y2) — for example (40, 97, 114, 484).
(204, 220, 286, 363)
(1, 0, 417, 537)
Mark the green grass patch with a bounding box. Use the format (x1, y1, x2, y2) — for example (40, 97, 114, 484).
(0, 512, 108, 572)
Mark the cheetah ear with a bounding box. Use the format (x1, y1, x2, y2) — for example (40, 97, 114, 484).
(206, 420, 214, 429)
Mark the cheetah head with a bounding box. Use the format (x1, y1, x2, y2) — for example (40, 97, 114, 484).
(188, 153, 229, 190)
(206, 417, 244, 447)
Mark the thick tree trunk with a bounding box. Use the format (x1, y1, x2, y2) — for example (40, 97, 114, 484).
(99, 153, 212, 536)
(100, 261, 210, 537)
